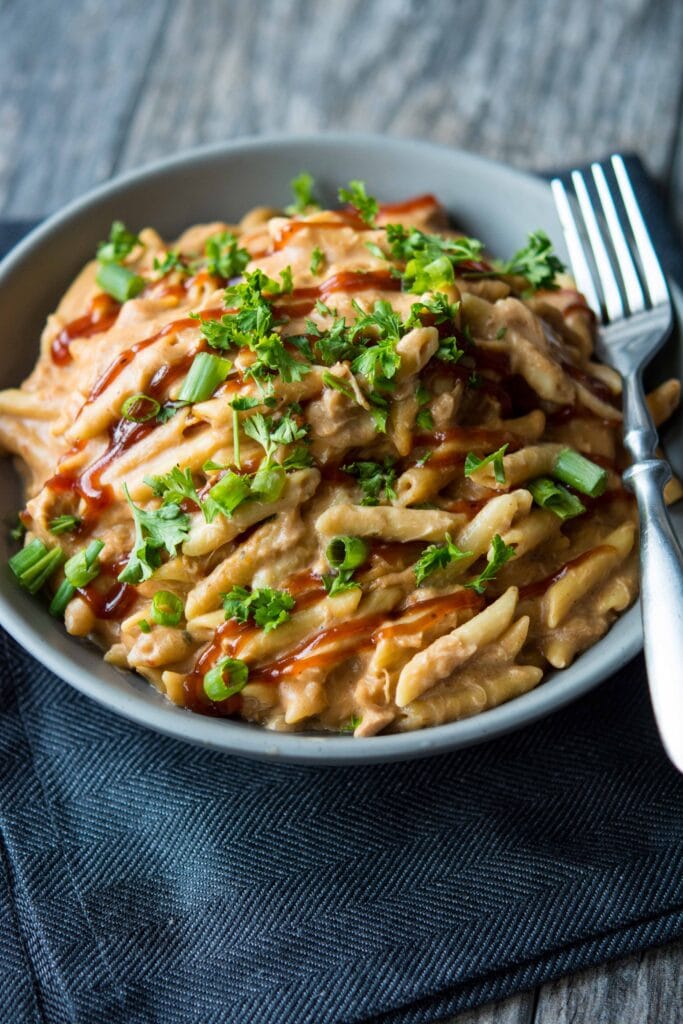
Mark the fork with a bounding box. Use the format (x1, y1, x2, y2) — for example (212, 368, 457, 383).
(551, 155, 683, 773)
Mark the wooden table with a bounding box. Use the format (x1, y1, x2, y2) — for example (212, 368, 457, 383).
(0, 2, 680, 1020)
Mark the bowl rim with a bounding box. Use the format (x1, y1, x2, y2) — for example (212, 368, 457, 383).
(0, 132, 658, 764)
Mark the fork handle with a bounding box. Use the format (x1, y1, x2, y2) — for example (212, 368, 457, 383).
(622, 380, 683, 772)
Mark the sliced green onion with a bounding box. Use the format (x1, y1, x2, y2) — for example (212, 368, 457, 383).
(250, 462, 285, 503)
(121, 393, 161, 422)
(326, 535, 369, 570)
(528, 477, 586, 520)
(138, 619, 152, 633)
(203, 657, 249, 702)
(49, 514, 81, 535)
(49, 578, 76, 617)
(9, 539, 65, 594)
(206, 470, 251, 517)
(552, 448, 608, 497)
(64, 540, 104, 588)
(95, 262, 145, 302)
(151, 590, 184, 626)
(178, 352, 232, 404)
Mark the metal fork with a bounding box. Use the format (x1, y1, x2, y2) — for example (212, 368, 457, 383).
(551, 155, 683, 772)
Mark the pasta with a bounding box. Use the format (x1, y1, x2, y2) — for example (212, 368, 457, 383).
(0, 180, 680, 737)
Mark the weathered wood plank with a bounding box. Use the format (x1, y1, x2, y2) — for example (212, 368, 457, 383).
(0, 0, 682, 220)
(442, 991, 535, 1024)
(533, 940, 683, 1023)
(0, 0, 169, 217)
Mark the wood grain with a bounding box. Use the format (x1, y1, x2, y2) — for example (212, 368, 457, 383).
(444, 992, 535, 1024)
(533, 940, 683, 1024)
(0, 0, 682, 220)
(0, 2, 681, 1022)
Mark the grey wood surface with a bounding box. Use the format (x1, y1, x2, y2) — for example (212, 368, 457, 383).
(0, 2, 681, 1022)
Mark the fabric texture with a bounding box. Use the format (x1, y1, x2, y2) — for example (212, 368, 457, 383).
(0, 158, 681, 1024)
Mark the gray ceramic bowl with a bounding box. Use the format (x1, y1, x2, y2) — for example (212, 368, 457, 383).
(0, 134, 681, 764)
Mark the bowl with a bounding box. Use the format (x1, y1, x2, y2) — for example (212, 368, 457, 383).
(0, 134, 681, 764)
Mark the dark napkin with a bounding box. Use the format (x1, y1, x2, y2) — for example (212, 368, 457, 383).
(1, 158, 682, 1024)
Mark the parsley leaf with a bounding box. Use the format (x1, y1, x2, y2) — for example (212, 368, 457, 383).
(145, 466, 201, 506)
(435, 335, 465, 364)
(415, 382, 434, 431)
(349, 299, 402, 389)
(153, 250, 188, 276)
(244, 408, 308, 461)
(365, 241, 386, 260)
(343, 459, 397, 505)
(199, 269, 310, 382)
(413, 534, 472, 585)
(97, 221, 141, 263)
(222, 585, 295, 632)
(385, 225, 484, 294)
(283, 446, 314, 470)
(404, 293, 459, 329)
(465, 534, 516, 593)
(338, 180, 378, 226)
(118, 485, 191, 584)
(310, 247, 325, 275)
(464, 443, 509, 484)
(307, 316, 357, 365)
(204, 231, 250, 279)
(286, 172, 319, 215)
(500, 230, 564, 289)
(245, 334, 311, 384)
(322, 568, 361, 597)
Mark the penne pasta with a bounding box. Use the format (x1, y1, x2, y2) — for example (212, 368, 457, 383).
(0, 182, 674, 737)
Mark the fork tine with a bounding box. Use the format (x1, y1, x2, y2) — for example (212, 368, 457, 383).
(550, 178, 601, 315)
(591, 162, 646, 314)
(571, 170, 624, 322)
(611, 155, 669, 306)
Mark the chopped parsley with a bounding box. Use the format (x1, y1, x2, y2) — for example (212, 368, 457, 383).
(464, 534, 516, 593)
(118, 485, 191, 584)
(385, 225, 484, 293)
(501, 231, 564, 289)
(415, 382, 434, 431)
(404, 293, 459, 329)
(286, 171, 320, 215)
(310, 247, 325, 275)
(322, 570, 361, 597)
(413, 534, 472, 586)
(144, 466, 207, 517)
(153, 250, 188, 276)
(199, 269, 310, 384)
(97, 220, 141, 263)
(307, 316, 357, 365)
(204, 231, 250, 279)
(338, 180, 378, 226)
(365, 241, 386, 260)
(435, 335, 465, 364)
(343, 459, 397, 505)
(464, 443, 509, 484)
(349, 299, 402, 389)
(244, 408, 308, 460)
(222, 585, 295, 632)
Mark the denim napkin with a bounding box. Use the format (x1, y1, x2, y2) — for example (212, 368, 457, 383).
(1, 158, 682, 1024)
